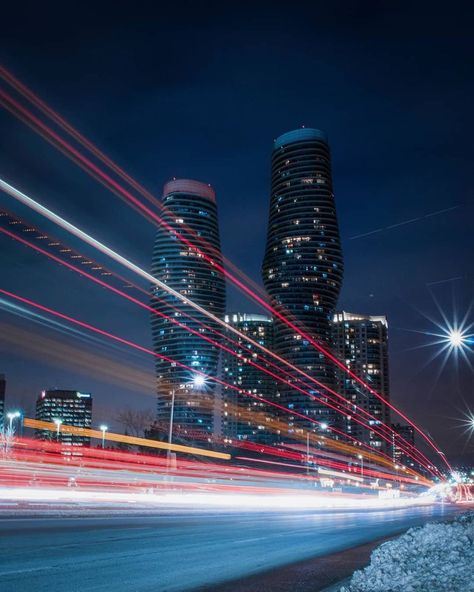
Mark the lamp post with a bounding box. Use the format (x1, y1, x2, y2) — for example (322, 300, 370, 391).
(192, 374, 206, 389)
(53, 418, 62, 442)
(306, 432, 311, 475)
(6, 410, 21, 431)
(168, 388, 176, 450)
(99, 425, 108, 449)
(358, 453, 364, 482)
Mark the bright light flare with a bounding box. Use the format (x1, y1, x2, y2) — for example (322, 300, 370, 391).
(447, 329, 467, 348)
(192, 375, 206, 388)
(459, 409, 474, 442)
(408, 303, 474, 379)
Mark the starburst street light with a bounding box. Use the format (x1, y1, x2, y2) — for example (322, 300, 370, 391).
(192, 375, 206, 388)
(459, 409, 474, 441)
(447, 329, 468, 348)
(408, 303, 474, 377)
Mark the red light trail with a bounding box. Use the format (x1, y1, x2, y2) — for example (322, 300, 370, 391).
(0, 219, 439, 477)
(0, 196, 442, 479)
(0, 285, 435, 484)
(0, 66, 452, 475)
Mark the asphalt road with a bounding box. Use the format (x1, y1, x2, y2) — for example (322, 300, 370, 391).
(0, 504, 462, 592)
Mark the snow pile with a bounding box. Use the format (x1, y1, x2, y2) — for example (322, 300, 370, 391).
(340, 512, 474, 592)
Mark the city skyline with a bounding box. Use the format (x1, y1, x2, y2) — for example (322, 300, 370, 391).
(1, 3, 473, 464)
(1, 6, 473, 592)
(0, 119, 472, 464)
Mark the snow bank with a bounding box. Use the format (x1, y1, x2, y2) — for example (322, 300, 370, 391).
(340, 511, 474, 592)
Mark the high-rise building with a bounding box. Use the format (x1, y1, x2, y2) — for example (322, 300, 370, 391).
(221, 313, 276, 443)
(391, 422, 415, 469)
(151, 179, 226, 442)
(0, 374, 5, 428)
(35, 389, 92, 447)
(332, 312, 391, 452)
(262, 128, 344, 438)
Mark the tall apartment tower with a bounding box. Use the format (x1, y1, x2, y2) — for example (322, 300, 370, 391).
(221, 313, 276, 443)
(0, 374, 5, 428)
(262, 128, 344, 438)
(151, 179, 226, 442)
(332, 312, 391, 452)
(35, 389, 92, 447)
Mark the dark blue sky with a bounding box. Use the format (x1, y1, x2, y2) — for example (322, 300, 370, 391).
(1, 1, 473, 462)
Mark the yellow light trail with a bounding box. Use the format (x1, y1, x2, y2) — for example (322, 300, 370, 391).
(23, 418, 231, 460)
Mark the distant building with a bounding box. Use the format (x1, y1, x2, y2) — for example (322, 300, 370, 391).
(0, 374, 5, 428)
(35, 389, 92, 447)
(221, 313, 276, 443)
(391, 422, 416, 469)
(262, 128, 344, 438)
(151, 179, 226, 442)
(332, 311, 391, 453)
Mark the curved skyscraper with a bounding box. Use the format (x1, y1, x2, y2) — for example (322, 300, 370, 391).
(262, 128, 343, 437)
(151, 179, 226, 441)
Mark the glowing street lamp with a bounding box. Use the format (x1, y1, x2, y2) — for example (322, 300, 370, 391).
(192, 375, 206, 389)
(357, 453, 364, 481)
(320, 422, 328, 431)
(99, 424, 108, 449)
(394, 463, 400, 487)
(448, 329, 465, 348)
(6, 410, 21, 431)
(53, 418, 62, 441)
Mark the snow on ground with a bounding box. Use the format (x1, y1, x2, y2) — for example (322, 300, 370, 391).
(340, 511, 474, 592)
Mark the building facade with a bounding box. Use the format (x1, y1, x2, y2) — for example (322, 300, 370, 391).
(151, 179, 226, 442)
(35, 389, 92, 447)
(332, 311, 391, 452)
(391, 422, 415, 469)
(221, 313, 276, 443)
(262, 128, 344, 438)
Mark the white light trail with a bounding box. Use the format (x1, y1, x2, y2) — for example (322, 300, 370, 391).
(0, 178, 314, 383)
(0, 487, 436, 511)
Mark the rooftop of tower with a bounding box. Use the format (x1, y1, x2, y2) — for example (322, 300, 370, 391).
(274, 127, 328, 149)
(333, 311, 388, 327)
(163, 179, 216, 203)
(224, 312, 273, 324)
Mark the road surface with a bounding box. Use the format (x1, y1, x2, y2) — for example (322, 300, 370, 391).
(0, 504, 463, 591)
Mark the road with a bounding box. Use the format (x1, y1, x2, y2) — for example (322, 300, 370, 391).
(0, 504, 463, 592)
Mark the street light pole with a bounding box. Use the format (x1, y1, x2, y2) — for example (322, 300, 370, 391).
(53, 418, 62, 442)
(6, 411, 21, 431)
(168, 388, 176, 451)
(99, 425, 108, 449)
(306, 432, 310, 475)
(358, 453, 364, 482)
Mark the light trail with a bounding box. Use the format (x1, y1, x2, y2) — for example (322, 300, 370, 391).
(0, 287, 432, 483)
(0, 486, 435, 511)
(0, 64, 268, 301)
(21, 419, 230, 460)
(0, 321, 154, 394)
(0, 230, 434, 481)
(0, 207, 440, 477)
(0, 76, 451, 473)
(0, 436, 435, 506)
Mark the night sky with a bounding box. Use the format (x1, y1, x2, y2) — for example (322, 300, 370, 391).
(1, 2, 473, 463)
